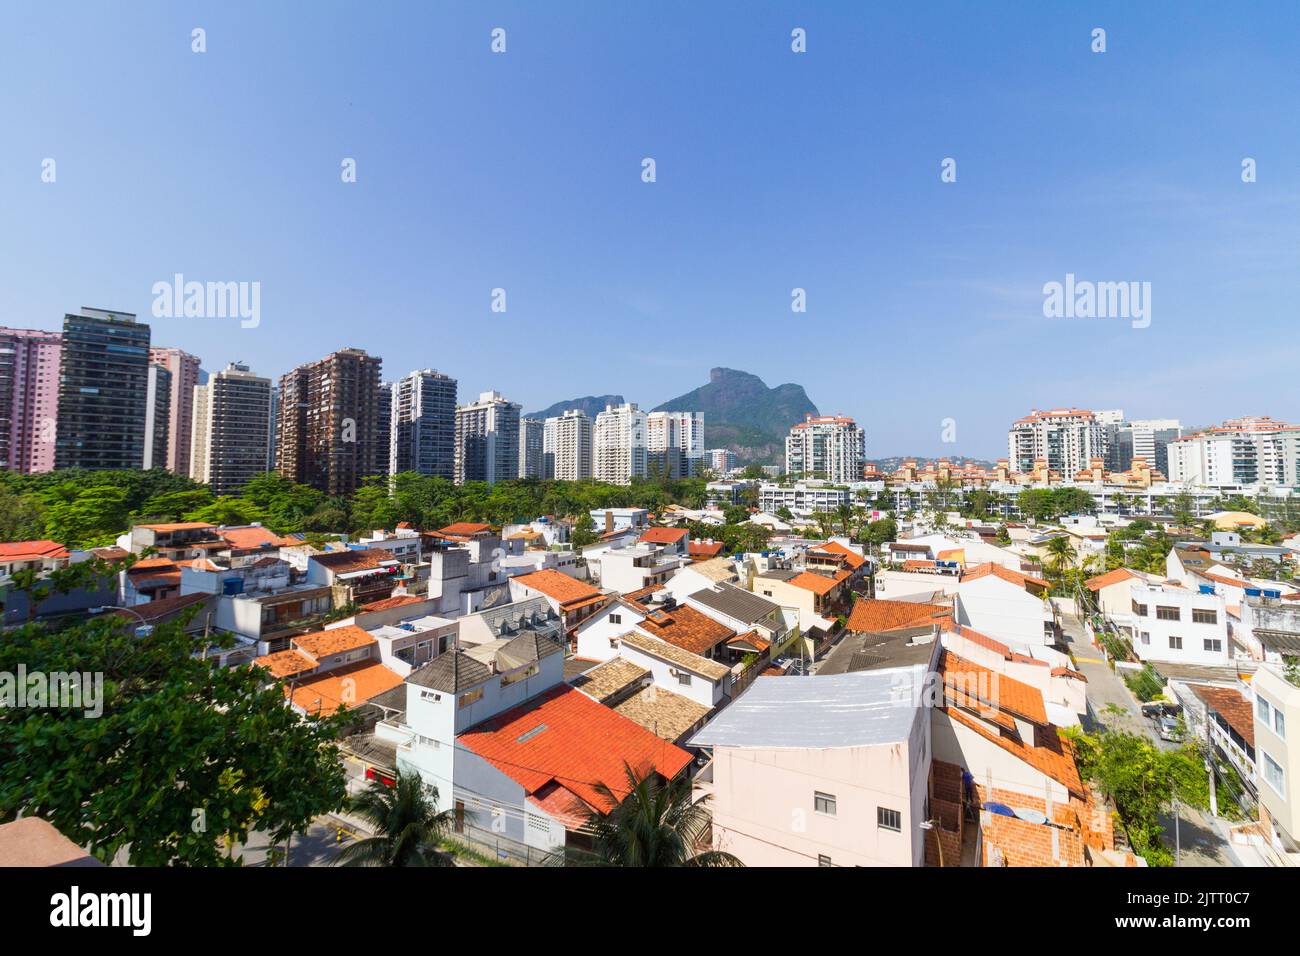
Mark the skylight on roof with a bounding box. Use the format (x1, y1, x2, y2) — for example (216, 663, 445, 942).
(516, 724, 548, 744)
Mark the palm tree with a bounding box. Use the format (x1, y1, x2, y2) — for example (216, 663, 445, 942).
(562, 764, 744, 867)
(333, 771, 455, 867)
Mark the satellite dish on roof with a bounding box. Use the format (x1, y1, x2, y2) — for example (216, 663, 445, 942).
(1012, 807, 1048, 825)
(982, 802, 1015, 817)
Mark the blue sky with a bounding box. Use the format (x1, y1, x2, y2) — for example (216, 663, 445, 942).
(2, 1, 1297, 458)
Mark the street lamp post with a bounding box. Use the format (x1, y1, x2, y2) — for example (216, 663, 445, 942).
(89, 605, 155, 638)
(919, 819, 945, 867)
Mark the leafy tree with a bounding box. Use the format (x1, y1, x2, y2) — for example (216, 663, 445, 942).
(333, 772, 454, 867)
(561, 764, 743, 867)
(1069, 727, 1212, 867)
(0, 484, 45, 541)
(0, 604, 347, 865)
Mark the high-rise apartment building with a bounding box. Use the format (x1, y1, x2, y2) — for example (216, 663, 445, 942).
(594, 403, 648, 485)
(148, 346, 201, 476)
(55, 309, 151, 470)
(1167, 417, 1300, 489)
(454, 390, 521, 484)
(785, 414, 865, 484)
(1103, 417, 1183, 474)
(1007, 408, 1104, 480)
(277, 348, 383, 495)
(0, 327, 62, 473)
(375, 382, 392, 478)
(543, 409, 593, 480)
(143, 364, 172, 470)
(705, 448, 738, 474)
(519, 417, 545, 479)
(646, 410, 705, 478)
(389, 369, 457, 479)
(191, 362, 273, 495)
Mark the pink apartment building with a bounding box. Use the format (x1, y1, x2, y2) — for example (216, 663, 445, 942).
(0, 327, 62, 473)
(149, 346, 201, 476)
(689, 666, 931, 867)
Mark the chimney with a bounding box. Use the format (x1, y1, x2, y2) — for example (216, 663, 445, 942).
(604, 510, 613, 534)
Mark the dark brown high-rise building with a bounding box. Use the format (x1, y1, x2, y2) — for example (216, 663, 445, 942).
(277, 348, 383, 495)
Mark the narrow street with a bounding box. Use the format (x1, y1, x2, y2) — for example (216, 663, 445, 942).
(1058, 609, 1243, 867)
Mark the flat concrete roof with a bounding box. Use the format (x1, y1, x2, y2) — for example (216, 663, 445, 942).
(689, 666, 922, 750)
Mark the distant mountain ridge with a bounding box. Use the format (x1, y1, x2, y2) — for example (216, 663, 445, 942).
(653, 368, 819, 465)
(524, 394, 624, 421)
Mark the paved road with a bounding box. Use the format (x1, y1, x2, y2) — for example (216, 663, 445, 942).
(1060, 611, 1240, 866)
(1059, 611, 1154, 738)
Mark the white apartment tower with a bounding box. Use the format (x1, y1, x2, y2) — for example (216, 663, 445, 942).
(543, 409, 593, 480)
(1166, 417, 1300, 489)
(785, 414, 865, 484)
(646, 410, 705, 479)
(1007, 408, 1104, 480)
(594, 402, 648, 485)
(454, 390, 521, 485)
(390, 369, 457, 479)
(190, 362, 273, 496)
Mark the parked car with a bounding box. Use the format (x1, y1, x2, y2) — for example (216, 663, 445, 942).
(1156, 714, 1183, 742)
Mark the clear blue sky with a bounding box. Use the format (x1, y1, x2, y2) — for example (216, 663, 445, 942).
(2, 1, 1297, 458)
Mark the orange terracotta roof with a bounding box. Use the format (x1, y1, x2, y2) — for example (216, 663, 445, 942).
(294, 624, 376, 658)
(636, 604, 735, 655)
(810, 541, 866, 569)
(134, 521, 216, 533)
(128, 557, 179, 571)
(945, 706, 1085, 797)
(312, 549, 398, 573)
(1085, 568, 1138, 591)
(688, 541, 725, 559)
(219, 526, 299, 550)
(787, 570, 846, 596)
(458, 685, 692, 816)
(437, 522, 492, 536)
(619, 583, 662, 610)
(361, 594, 427, 612)
(846, 599, 950, 634)
(1191, 685, 1255, 748)
(514, 569, 603, 607)
(255, 649, 318, 679)
(639, 527, 688, 545)
(286, 660, 405, 716)
(940, 650, 1048, 725)
(0, 540, 70, 562)
(961, 562, 1049, 591)
(1194, 570, 1248, 589)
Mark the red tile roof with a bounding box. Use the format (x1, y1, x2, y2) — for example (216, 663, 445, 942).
(294, 624, 376, 659)
(788, 569, 850, 596)
(361, 594, 427, 612)
(940, 650, 1048, 725)
(458, 685, 692, 816)
(846, 599, 950, 634)
(286, 661, 405, 716)
(688, 541, 725, 560)
(514, 569, 603, 608)
(960, 562, 1049, 591)
(640, 527, 688, 545)
(810, 541, 866, 569)
(312, 549, 398, 573)
(0, 540, 70, 562)
(255, 649, 318, 679)
(1085, 568, 1139, 591)
(436, 522, 492, 537)
(1191, 685, 1255, 748)
(219, 526, 299, 550)
(134, 521, 217, 533)
(636, 604, 735, 655)
(944, 706, 1085, 797)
